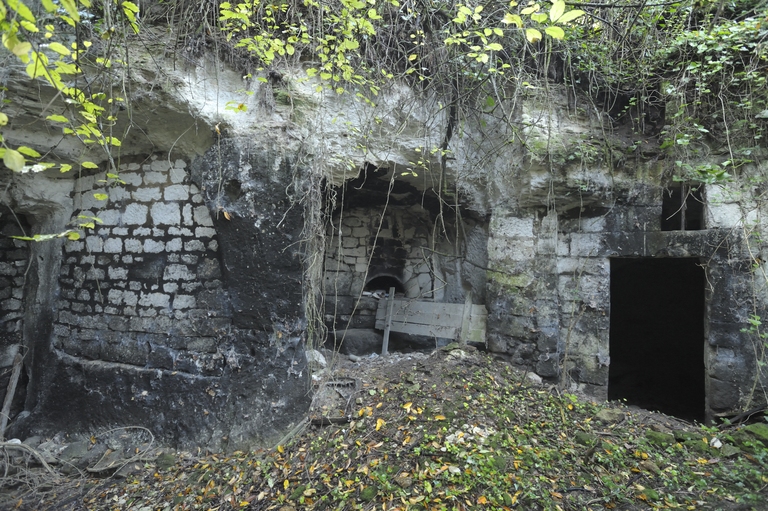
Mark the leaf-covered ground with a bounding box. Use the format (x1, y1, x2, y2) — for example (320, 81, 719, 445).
(9, 346, 768, 510)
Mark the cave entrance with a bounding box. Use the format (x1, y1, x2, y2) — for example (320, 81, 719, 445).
(365, 275, 405, 295)
(609, 258, 705, 422)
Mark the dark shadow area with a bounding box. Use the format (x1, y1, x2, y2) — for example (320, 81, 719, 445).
(609, 258, 705, 422)
(365, 275, 404, 295)
(661, 184, 704, 231)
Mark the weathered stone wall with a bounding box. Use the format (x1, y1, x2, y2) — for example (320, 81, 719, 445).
(54, 156, 229, 370)
(484, 173, 761, 417)
(2, 48, 765, 444)
(324, 203, 488, 337)
(0, 217, 28, 344)
(0, 215, 29, 413)
(12, 146, 311, 450)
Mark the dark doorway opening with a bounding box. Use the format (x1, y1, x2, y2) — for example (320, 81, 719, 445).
(609, 258, 705, 422)
(661, 184, 705, 231)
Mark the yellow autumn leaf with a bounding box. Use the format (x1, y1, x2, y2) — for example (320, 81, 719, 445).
(376, 418, 385, 431)
(403, 402, 413, 411)
(435, 414, 446, 420)
(277, 444, 284, 453)
(283, 479, 289, 489)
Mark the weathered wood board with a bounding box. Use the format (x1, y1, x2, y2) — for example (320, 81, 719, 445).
(375, 298, 487, 343)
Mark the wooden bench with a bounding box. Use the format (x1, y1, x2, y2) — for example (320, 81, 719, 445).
(374, 287, 487, 355)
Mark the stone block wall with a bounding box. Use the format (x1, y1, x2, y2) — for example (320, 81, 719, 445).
(486, 180, 760, 417)
(53, 156, 231, 373)
(323, 197, 490, 340)
(11, 141, 312, 450)
(0, 218, 28, 345)
(324, 205, 443, 330)
(0, 215, 30, 412)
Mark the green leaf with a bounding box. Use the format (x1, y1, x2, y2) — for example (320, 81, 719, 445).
(17, 146, 41, 158)
(25, 52, 49, 79)
(93, 193, 108, 201)
(3, 149, 25, 172)
(526, 28, 542, 43)
(60, 164, 73, 173)
(549, 0, 565, 23)
(46, 114, 69, 123)
(67, 231, 81, 241)
(531, 13, 548, 23)
(544, 26, 565, 40)
(48, 42, 71, 56)
(556, 9, 585, 24)
(59, 0, 80, 22)
(41, 0, 57, 11)
(121, 1, 139, 13)
(81, 161, 98, 169)
(12, 233, 62, 241)
(12, 1, 36, 22)
(486, 43, 503, 51)
(502, 13, 522, 27)
(11, 41, 32, 57)
(0, 112, 7, 126)
(21, 20, 39, 33)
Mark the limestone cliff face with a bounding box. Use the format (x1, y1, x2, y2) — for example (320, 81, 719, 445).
(1, 46, 766, 446)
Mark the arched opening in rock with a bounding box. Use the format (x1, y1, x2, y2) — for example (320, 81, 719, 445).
(322, 162, 489, 356)
(364, 275, 404, 295)
(608, 258, 705, 422)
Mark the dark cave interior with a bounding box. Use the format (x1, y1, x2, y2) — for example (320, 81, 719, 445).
(609, 257, 706, 422)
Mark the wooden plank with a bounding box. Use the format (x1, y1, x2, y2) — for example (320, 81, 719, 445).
(381, 287, 395, 356)
(375, 314, 462, 330)
(459, 290, 473, 344)
(374, 297, 487, 342)
(385, 322, 460, 338)
(0, 348, 22, 440)
(464, 308, 488, 343)
(376, 300, 466, 317)
(376, 301, 465, 327)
